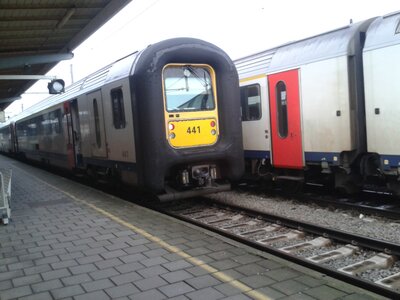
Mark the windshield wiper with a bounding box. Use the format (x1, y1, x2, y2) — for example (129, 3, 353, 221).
(166, 87, 186, 91)
(185, 66, 209, 90)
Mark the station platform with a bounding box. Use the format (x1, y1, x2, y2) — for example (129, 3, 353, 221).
(0, 155, 385, 300)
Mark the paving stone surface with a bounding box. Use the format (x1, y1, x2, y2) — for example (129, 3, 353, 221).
(0, 156, 387, 299)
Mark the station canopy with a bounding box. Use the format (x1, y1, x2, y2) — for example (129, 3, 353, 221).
(0, 0, 132, 111)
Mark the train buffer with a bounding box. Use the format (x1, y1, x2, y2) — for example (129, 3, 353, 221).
(0, 168, 12, 225)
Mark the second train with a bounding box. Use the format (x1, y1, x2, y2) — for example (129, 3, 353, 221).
(236, 11, 400, 195)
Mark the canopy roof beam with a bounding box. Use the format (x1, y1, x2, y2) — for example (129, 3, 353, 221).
(0, 53, 73, 70)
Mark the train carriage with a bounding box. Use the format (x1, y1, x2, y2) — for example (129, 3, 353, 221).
(235, 12, 400, 195)
(236, 19, 375, 192)
(0, 38, 244, 200)
(363, 12, 400, 194)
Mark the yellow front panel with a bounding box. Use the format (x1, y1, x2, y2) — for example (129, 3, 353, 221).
(168, 118, 218, 148)
(162, 63, 219, 149)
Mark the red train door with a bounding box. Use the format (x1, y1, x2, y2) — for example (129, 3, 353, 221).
(268, 69, 303, 169)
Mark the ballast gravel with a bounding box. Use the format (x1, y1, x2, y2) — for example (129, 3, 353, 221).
(322, 249, 374, 270)
(208, 191, 400, 244)
(295, 244, 341, 258)
(359, 261, 400, 281)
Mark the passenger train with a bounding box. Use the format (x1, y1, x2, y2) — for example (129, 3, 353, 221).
(0, 38, 244, 201)
(236, 11, 400, 195)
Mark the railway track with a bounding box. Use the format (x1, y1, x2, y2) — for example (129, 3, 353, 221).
(300, 193, 400, 220)
(236, 181, 400, 220)
(154, 198, 400, 298)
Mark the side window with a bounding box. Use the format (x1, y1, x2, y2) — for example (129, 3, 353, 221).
(276, 81, 288, 138)
(27, 119, 37, 136)
(396, 19, 400, 34)
(43, 114, 52, 135)
(51, 109, 61, 134)
(111, 88, 126, 129)
(93, 99, 101, 148)
(240, 84, 261, 121)
(17, 122, 24, 136)
(35, 116, 43, 135)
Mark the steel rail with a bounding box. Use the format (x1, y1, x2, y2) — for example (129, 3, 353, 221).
(298, 194, 400, 220)
(206, 200, 400, 257)
(154, 199, 400, 299)
(237, 181, 400, 220)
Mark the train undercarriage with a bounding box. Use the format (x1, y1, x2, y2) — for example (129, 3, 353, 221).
(245, 156, 400, 197)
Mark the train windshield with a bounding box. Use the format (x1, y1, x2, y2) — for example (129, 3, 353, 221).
(163, 65, 215, 112)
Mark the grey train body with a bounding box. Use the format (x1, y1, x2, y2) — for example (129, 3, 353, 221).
(0, 38, 244, 199)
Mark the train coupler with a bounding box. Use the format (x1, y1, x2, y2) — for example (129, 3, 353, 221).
(179, 165, 218, 187)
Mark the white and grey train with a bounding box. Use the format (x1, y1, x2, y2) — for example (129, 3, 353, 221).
(0, 38, 244, 200)
(236, 11, 400, 195)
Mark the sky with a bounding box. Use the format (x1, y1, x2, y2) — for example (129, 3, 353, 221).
(5, 0, 400, 117)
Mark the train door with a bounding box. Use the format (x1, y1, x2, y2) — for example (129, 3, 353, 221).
(70, 100, 82, 167)
(64, 102, 76, 170)
(87, 90, 108, 157)
(10, 123, 17, 153)
(268, 69, 303, 169)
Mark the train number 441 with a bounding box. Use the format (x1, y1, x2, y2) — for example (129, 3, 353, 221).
(187, 126, 201, 134)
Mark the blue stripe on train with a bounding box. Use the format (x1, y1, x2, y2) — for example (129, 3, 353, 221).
(244, 150, 340, 163)
(244, 150, 400, 169)
(244, 150, 341, 165)
(304, 152, 341, 165)
(380, 155, 400, 170)
(244, 150, 270, 159)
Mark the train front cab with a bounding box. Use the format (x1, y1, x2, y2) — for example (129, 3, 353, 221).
(163, 64, 220, 187)
(132, 38, 244, 200)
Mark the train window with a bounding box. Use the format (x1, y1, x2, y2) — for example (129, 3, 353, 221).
(37, 116, 43, 135)
(276, 81, 288, 138)
(396, 19, 400, 34)
(42, 114, 52, 135)
(163, 65, 215, 112)
(27, 122, 37, 136)
(50, 109, 61, 134)
(111, 88, 126, 129)
(34, 117, 39, 135)
(16, 122, 24, 137)
(240, 84, 261, 121)
(93, 99, 102, 148)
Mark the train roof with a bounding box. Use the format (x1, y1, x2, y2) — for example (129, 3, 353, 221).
(5, 51, 140, 124)
(235, 18, 376, 79)
(3, 37, 231, 126)
(363, 11, 400, 52)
